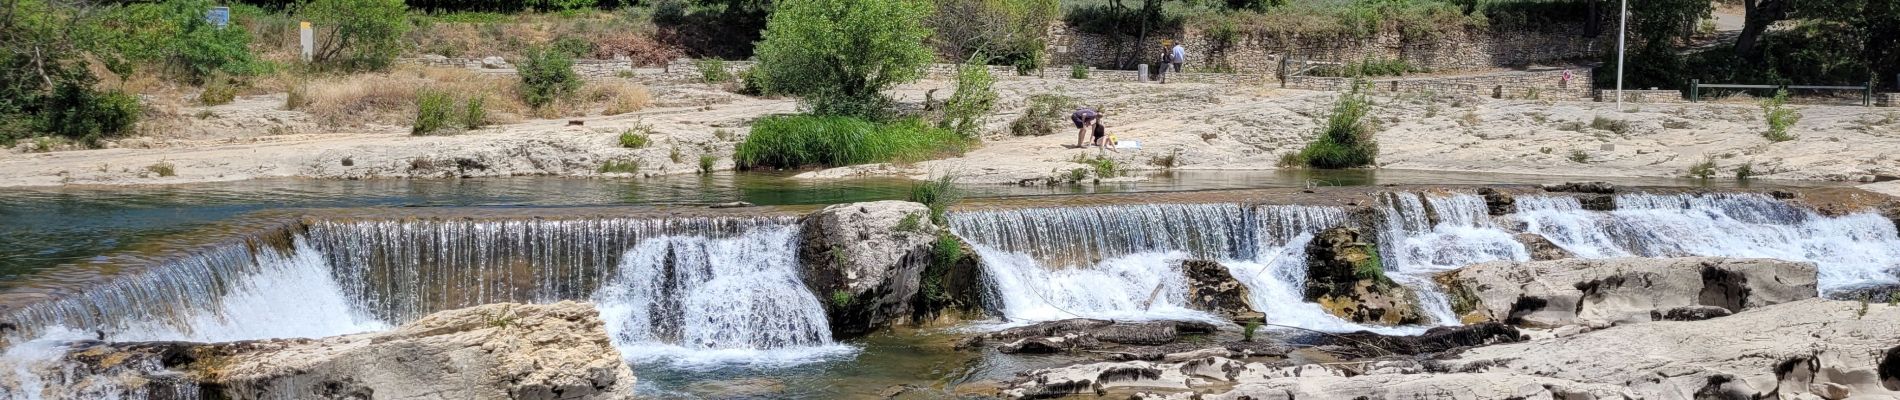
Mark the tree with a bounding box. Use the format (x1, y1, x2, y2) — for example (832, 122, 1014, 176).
(301, 0, 409, 71)
(752, 0, 934, 119)
(928, 0, 1059, 70)
(1, 0, 140, 146)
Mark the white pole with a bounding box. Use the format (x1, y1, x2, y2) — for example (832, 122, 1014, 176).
(1615, 0, 1627, 107)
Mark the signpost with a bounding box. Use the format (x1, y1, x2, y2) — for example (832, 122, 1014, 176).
(300, 21, 315, 62)
(207, 6, 230, 29)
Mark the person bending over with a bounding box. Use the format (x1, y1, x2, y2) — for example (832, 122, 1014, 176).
(1072, 108, 1102, 148)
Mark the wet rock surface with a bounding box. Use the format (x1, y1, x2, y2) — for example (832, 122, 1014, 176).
(5, 302, 635, 400)
(1179, 259, 1258, 320)
(965, 319, 1222, 355)
(1303, 227, 1423, 325)
(797, 200, 938, 339)
(1512, 233, 1575, 261)
(1540, 181, 1616, 194)
(1435, 257, 1816, 327)
(1478, 187, 1515, 215)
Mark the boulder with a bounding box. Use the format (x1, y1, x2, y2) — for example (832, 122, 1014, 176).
(7, 302, 635, 400)
(1478, 187, 1516, 216)
(1824, 283, 1899, 302)
(1540, 181, 1616, 194)
(1178, 259, 1257, 320)
(480, 56, 509, 69)
(1513, 233, 1575, 261)
(1434, 257, 1817, 328)
(798, 200, 939, 338)
(1303, 227, 1423, 325)
(1314, 322, 1523, 359)
(968, 319, 1219, 355)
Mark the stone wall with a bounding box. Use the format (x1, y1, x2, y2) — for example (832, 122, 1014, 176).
(1284, 67, 1595, 100)
(1045, 23, 1601, 76)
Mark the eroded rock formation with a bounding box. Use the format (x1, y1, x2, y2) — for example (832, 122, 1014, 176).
(1303, 227, 1423, 325)
(1179, 259, 1258, 321)
(1435, 257, 1816, 327)
(798, 200, 939, 338)
(10, 301, 636, 400)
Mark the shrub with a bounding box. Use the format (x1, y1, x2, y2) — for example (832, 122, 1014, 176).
(928, 0, 1058, 71)
(753, 0, 934, 119)
(1688, 156, 1718, 180)
(1072, 154, 1119, 177)
(517, 46, 581, 109)
(302, 0, 410, 71)
(551, 36, 592, 58)
(1761, 89, 1800, 142)
(198, 74, 242, 106)
(696, 59, 732, 83)
(1009, 94, 1073, 136)
(1568, 149, 1589, 163)
(941, 61, 998, 138)
(285, 83, 311, 110)
(146, 161, 177, 177)
(412, 90, 456, 135)
(144, 0, 270, 83)
(734, 115, 968, 169)
(619, 126, 652, 148)
(1300, 84, 1378, 168)
(462, 95, 487, 129)
(598, 158, 641, 174)
(38, 83, 141, 147)
(1735, 161, 1756, 180)
(1070, 64, 1089, 79)
(698, 154, 718, 174)
(908, 174, 961, 224)
(1277, 151, 1305, 168)
(1590, 116, 1630, 135)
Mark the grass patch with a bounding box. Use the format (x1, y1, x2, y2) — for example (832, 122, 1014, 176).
(1149, 149, 1181, 169)
(619, 125, 652, 148)
(696, 59, 732, 83)
(896, 212, 926, 233)
(598, 158, 641, 174)
(734, 115, 969, 170)
(1734, 161, 1755, 180)
(1072, 154, 1120, 177)
(590, 79, 652, 116)
(1009, 94, 1075, 136)
(1300, 84, 1378, 169)
(908, 174, 962, 224)
(1761, 89, 1800, 142)
(1687, 155, 1718, 180)
(698, 154, 718, 174)
(1312, 57, 1420, 78)
(1590, 116, 1629, 135)
(1070, 64, 1088, 79)
(146, 161, 177, 177)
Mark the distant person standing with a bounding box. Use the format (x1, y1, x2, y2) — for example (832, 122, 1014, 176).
(1155, 45, 1174, 84)
(1071, 107, 1102, 148)
(1170, 42, 1186, 74)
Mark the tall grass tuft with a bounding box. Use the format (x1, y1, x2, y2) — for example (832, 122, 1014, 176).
(1761, 89, 1800, 142)
(734, 115, 969, 170)
(908, 174, 961, 224)
(1300, 82, 1378, 168)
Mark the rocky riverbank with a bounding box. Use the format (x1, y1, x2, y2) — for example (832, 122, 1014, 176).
(6, 76, 1900, 198)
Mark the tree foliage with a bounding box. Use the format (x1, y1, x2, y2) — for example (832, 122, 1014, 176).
(302, 0, 410, 71)
(1, 0, 142, 146)
(940, 61, 997, 138)
(516, 46, 581, 108)
(927, 0, 1059, 70)
(752, 0, 934, 119)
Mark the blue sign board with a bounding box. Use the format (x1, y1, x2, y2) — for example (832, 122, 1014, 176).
(207, 7, 230, 29)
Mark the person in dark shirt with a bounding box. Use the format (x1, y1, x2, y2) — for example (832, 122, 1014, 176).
(1072, 108, 1103, 148)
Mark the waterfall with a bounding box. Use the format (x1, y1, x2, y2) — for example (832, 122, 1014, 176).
(950, 203, 1428, 333)
(594, 225, 852, 366)
(303, 216, 792, 324)
(1518, 192, 1900, 292)
(1372, 192, 1528, 326)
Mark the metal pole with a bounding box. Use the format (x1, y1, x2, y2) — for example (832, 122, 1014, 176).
(1691, 79, 1699, 102)
(1616, 0, 1627, 108)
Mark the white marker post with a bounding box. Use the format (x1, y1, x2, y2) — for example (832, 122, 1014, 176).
(300, 21, 314, 62)
(1615, 0, 1627, 108)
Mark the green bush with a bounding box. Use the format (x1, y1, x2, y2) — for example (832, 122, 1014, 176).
(517, 46, 581, 108)
(1687, 155, 1718, 180)
(302, 0, 410, 71)
(1072, 154, 1119, 177)
(462, 96, 487, 129)
(1761, 89, 1800, 142)
(928, 0, 1058, 71)
(1734, 161, 1756, 180)
(1070, 64, 1089, 79)
(150, 0, 270, 83)
(198, 74, 242, 106)
(941, 62, 997, 138)
(412, 90, 456, 135)
(734, 115, 968, 169)
(753, 0, 934, 119)
(550, 36, 592, 58)
(598, 158, 641, 173)
(698, 154, 718, 174)
(1590, 116, 1630, 135)
(1009, 94, 1073, 136)
(1300, 84, 1378, 169)
(38, 83, 142, 147)
(618, 126, 651, 148)
(696, 59, 732, 83)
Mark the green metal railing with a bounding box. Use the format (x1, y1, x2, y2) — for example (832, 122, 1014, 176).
(1691, 79, 1875, 107)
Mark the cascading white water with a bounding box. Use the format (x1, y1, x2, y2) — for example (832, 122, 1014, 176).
(1517, 193, 1900, 292)
(594, 225, 853, 367)
(951, 203, 1431, 333)
(1371, 193, 1528, 326)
